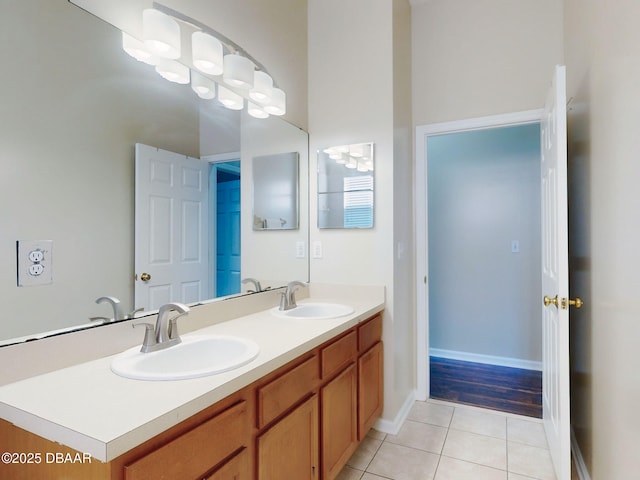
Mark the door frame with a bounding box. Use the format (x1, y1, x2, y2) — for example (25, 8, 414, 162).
(202, 152, 241, 299)
(414, 109, 544, 401)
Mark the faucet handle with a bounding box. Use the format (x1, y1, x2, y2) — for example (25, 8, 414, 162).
(126, 307, 144, 320)
(132, 322, 157, 352)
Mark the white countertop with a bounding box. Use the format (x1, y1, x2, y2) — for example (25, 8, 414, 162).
(0, 290, 384, 462)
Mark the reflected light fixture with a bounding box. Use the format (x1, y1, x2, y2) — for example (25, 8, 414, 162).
(191, 71, 216, 99)
(155, 59, 190, 84)
(192, 32, 224, 75)
(143, 9, 181, 59)
(248, 101, 269, 119)
(223, 54, 255, 89)
(250, 71, 273, 104)
(264, 88, 286, 116)
(122, 32, 156, 65)
(218, 85, 244, 110)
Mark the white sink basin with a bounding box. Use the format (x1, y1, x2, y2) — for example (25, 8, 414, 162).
(111, 335, 260, 381)
(270, 302, 355, 320)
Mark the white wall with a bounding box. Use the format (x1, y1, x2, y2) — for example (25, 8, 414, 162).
(564, 0, 640, 477)
(308, 0, 415, 425)
(412, 0, 564, 125)
(427, 125, 542, 363)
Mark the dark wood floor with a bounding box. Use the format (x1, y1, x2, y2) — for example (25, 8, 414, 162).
(430, 356, 542, 418)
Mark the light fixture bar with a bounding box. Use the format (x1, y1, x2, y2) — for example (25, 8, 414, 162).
(152, 2, 273, 82)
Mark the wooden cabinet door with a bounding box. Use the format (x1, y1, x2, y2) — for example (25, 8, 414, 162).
(321, 364, 357, 480)
(204, 449, 250, 480)
(257, 395, 319, 480)
(358, 342, 383, 439)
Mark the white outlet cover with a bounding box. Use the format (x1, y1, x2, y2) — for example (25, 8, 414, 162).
(17, 240, 53, 287)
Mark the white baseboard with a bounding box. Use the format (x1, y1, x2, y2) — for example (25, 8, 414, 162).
(571, 427, 591, 480)
(374, 390, 416, 435)
(430, 348, 542, 371)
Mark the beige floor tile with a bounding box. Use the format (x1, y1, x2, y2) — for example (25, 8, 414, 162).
(362, 473, 393, 480)
(336, 465, 365, 480)
(508, 473, 540, 479)
(508, 442, 556, 480)
(408, 401, 454, 427)
(442, 429, 507, 470)
(347, 434, 384, 470)
(385, 419, 448, 454)
(506, 418, 548, 449)
(367, 429, 387, 441)
(435, 456, 508, 480)
(367, 442, 440, 480)
(450, 407, 507, 439)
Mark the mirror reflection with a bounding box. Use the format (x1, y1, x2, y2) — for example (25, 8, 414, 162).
(0, 0, 308, 345)
(253, 153, 299, 231)
(318, 143, 375, 229)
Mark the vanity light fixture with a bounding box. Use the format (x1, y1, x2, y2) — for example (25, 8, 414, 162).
(155, 59, 190, 84)
(218, 85, 244, 110)
(142, 8, 181, 59)
(121, 4, 286, 118)
(191, 71, 216, 99)
(250, 71, 274, 104)
(191, 32, 224, 75)
(223, 54, 255, 89)
(264, 87, 286, 116)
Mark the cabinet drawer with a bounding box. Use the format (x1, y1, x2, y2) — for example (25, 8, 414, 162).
(204, 448, 250, 480)
(321, 331, 357, 379)
(124, 401, 247, 480)
(257, 355, 320, 428)
(358, 314, 382, 353)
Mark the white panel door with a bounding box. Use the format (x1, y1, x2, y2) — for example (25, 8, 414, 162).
(135, 143, 209, 311)
(541, 65, 571, 480)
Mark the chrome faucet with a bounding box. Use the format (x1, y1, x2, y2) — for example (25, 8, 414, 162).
(241, 277, 263, 293)
(133, 302, 190, 353)
(96, 296, 143, 322)
(279, 281, 307, 311)
(95, 296, 124, 322)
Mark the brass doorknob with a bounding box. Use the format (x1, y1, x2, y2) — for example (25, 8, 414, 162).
(544, 295, 584, 309)
(140, 273, 151, 282)
(566, 297, 584, 309)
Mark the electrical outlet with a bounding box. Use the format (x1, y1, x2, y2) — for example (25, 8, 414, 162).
(17, 240, 53, 286)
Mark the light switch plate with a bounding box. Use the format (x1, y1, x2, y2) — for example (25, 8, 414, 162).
(312, 240, 323, 259)
(17, 240, 53, 286)
(295, 241, 306, 258)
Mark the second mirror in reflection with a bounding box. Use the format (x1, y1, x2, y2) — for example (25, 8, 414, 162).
(318, 143, 375, 229)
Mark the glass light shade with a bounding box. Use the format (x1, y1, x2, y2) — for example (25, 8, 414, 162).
(248, 102, 269, 119)
(264, 88, 286, 116)
(192, 32, 224, 75)
(345, 158, 357, 169)
(349, 144, 364, 158)
(155, 59, 190, 84)
(143, 9, 181, 59)
(122, 32, 156, 65)
(218, 86, 244, 110)
(223, 54, 254, 89)
(250, 71, 273, 104)
(357, 161, 369, 172)
(191, 71, 216, 99)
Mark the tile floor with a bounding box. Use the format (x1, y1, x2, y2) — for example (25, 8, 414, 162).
(337, 399, 558, 480)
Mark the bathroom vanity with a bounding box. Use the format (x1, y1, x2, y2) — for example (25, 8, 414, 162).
(0, 286, 384, 480)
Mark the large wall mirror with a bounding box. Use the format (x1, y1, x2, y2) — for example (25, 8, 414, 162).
(0, 0, 309, 345)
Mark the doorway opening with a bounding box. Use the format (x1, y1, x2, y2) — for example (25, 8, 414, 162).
(415, 110, 544, 417)
(208, 159, 241, 298)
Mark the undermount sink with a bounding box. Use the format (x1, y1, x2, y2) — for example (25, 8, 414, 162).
(111, 335, 260, 381)
(270, 302, 355, 320)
